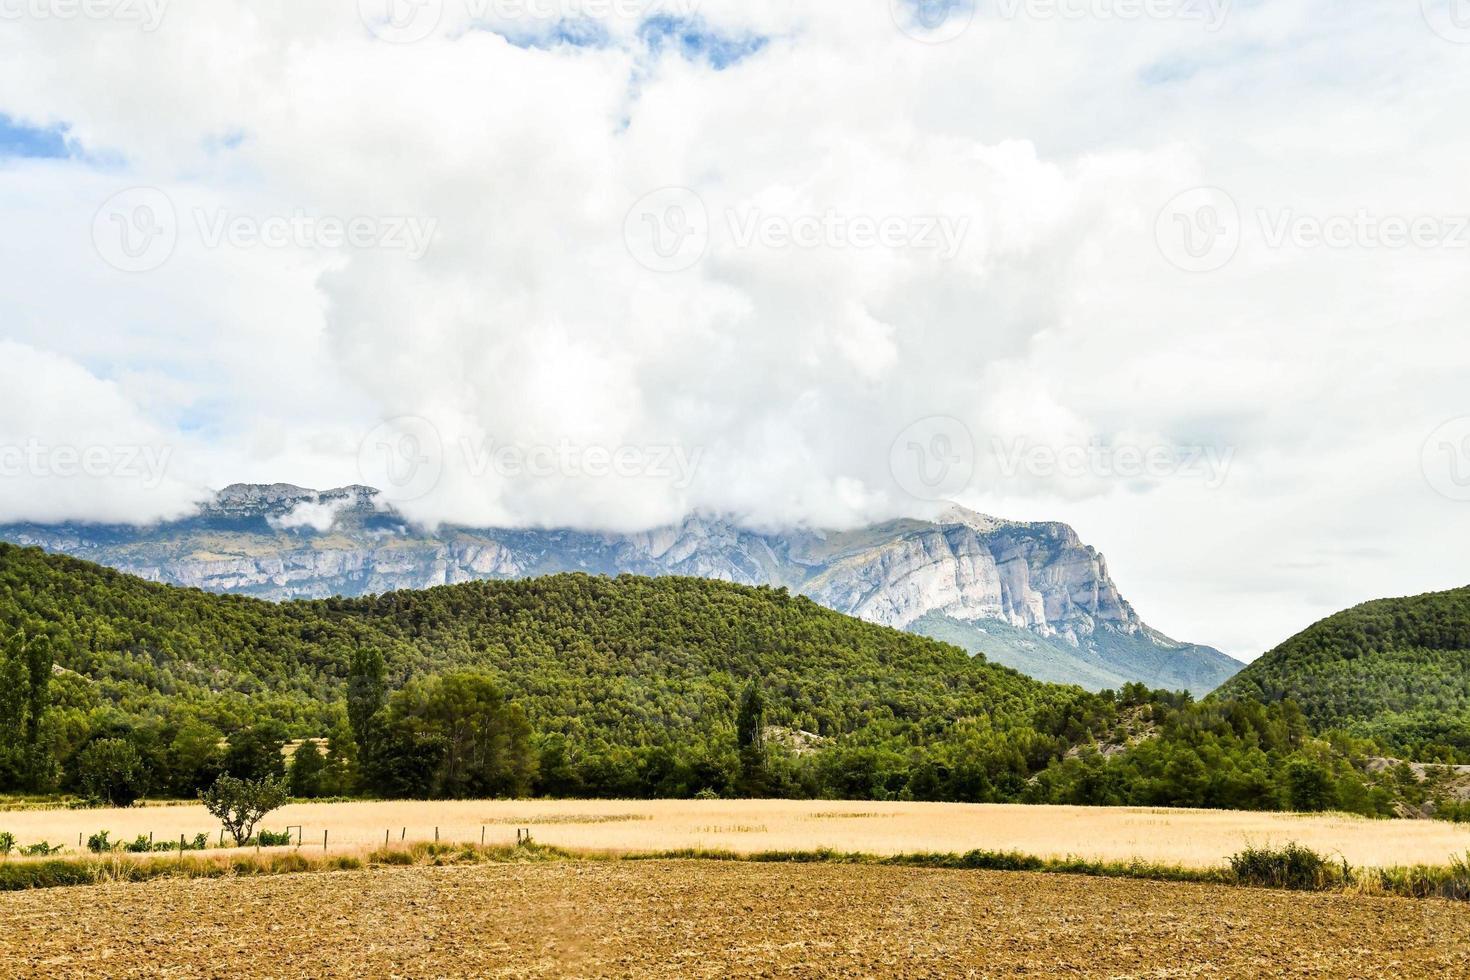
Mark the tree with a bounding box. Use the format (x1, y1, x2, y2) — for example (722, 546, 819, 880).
(737, 680, 766, 755)
(222, 722, 288, 781)
(736, 679, 769, 795)
(22, 633, 52, 789)
(1284, 758, 1335, 813)
(75, 738, 146, 807)
(347, 646, 387, 755)
(0, 630, 53, 791)
(364, 672, 536, 799)
(287, 740, 327, 798)
(201, 775, 290, 846)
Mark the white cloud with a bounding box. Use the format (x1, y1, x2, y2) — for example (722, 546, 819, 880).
(0, 1, 1468, 657)
(268, 496, 351, 533)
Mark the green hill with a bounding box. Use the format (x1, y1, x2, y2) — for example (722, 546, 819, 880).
(0, 542, 1112, 800)
(1215, 586, 1470, 757)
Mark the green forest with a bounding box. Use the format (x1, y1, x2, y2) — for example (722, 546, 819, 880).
(0, 543, 1447, 816)
(1216, 586, 1470, 759)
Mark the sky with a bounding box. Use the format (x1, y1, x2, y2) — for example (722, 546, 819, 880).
(1, 0, 1469, 660)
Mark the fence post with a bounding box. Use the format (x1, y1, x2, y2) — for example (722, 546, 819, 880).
(401, 827, 405, 841)
(386, 829, 390, 845)
(434, 827, 439, 843)
(324, 829, 329, 852)
(481, 826, 485, 846)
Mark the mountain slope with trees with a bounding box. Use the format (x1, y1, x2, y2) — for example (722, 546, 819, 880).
(1214, 586, 1470, 759)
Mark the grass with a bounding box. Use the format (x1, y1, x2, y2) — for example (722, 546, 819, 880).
(3, 838, 1470, 905)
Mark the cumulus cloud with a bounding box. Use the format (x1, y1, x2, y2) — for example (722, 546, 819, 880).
(1, 1, 1468, 655)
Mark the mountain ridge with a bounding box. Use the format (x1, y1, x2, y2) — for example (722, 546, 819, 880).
(0, 484, 1243, 695)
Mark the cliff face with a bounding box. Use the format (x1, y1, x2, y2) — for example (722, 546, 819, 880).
(0, 485, 1241, 695)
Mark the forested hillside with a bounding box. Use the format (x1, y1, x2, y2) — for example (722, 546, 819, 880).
(0, 543, 1108, 800)
(0, 544, 1420, 814)
(1216, 586, 1470, 758)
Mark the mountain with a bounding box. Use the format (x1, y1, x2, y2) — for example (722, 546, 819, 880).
(0, 485, 1242, 695)
(1214, 585, 1470, 755)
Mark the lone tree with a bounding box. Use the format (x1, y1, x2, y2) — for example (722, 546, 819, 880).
(202, 775, 289, 846)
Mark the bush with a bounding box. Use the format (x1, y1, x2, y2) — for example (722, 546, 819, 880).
(1228, 842, 1344, 890)
(19, 841, 62, 857)
(122, 835, 153, 854)
(254, 829, 294, 847)
(86, 830, 113, 854)
(0, 831, 14, 858)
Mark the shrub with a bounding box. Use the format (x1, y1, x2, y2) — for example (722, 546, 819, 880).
(254, 829, 294, 847)
(86, 830, 113, 854)
(0, 831, 14, 858)
(122, 835, 153, 854)
(1227, 843, 1344, 890)
(19, 841, 62, 857)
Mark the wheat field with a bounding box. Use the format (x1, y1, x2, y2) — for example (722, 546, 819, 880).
(6, 799, 1470, 869)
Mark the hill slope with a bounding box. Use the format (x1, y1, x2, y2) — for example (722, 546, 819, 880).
(1215, 585, 1470, 755)
(0, 542, 1110, 797)
(0, 485, 1242, 694)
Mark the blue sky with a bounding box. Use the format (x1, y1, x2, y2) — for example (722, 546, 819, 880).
(0, 116, 68, 160)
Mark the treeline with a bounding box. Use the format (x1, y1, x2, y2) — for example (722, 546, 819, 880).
(1026, 695, 1396, 815)
(0, 544, 1428, 814)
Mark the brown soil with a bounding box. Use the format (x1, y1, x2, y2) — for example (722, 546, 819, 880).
(0, 861, 1466, 978)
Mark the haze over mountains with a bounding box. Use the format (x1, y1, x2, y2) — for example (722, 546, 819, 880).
(0, 483, 1241, 695)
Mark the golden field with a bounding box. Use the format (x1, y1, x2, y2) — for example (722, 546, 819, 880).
(6, 799, 1470, 869)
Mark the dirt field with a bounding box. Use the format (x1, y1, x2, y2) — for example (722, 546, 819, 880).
(0, 860, 1465, 978)
(6, 799, 1470, 869)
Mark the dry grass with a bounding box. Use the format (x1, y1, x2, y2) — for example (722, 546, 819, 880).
(5, 799, 1470, 870)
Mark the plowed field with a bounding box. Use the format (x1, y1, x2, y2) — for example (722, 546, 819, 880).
(1, 860, 1466, 978)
